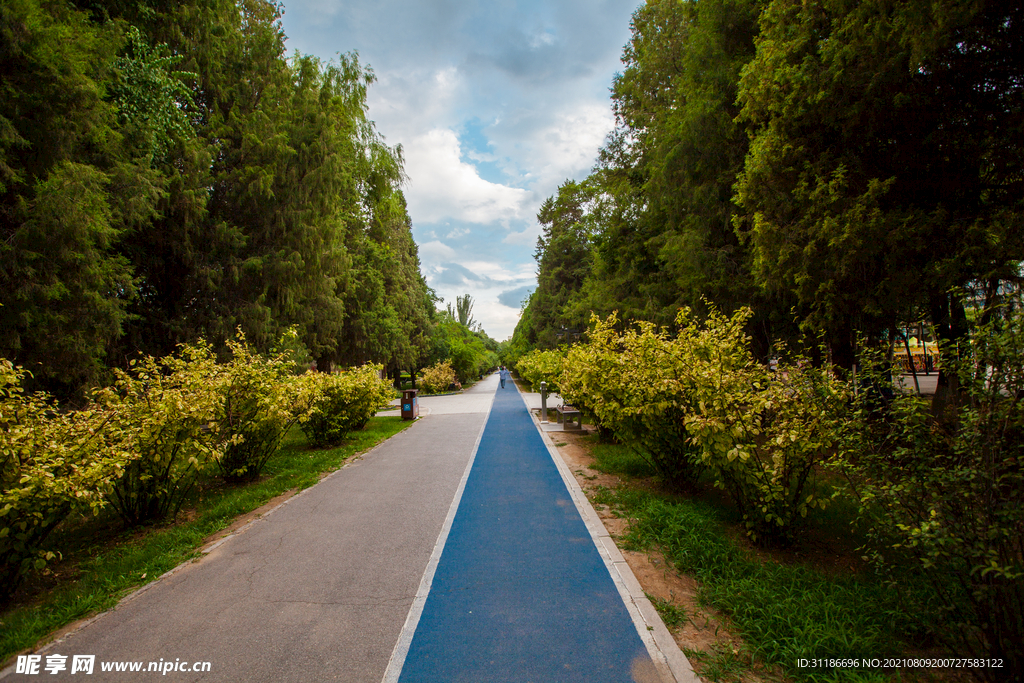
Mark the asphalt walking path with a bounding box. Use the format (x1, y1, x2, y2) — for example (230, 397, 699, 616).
(3, 375, 690, 682)
(390, 382, 655, 683)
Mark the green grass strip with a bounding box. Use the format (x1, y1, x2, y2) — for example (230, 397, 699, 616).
(606, 487, 912, 682)
(588, 442, 933, 683)
(0, 416, 411, 663)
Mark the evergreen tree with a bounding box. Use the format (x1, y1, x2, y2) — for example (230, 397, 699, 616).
(528, 0, 792, 355)
(0, 0, 157, 394)
(2, 0, 435, 395)
(526, 180, 594, 348)
(734, 0, 1024, 371)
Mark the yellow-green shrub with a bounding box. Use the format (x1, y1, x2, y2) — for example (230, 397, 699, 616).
(562, 307, 846, 543)
(515, 349, 564, 393)
(561, 312, 705, 486)
(300, 365, 393, 448)
(1, 360, 130, 599)
(689, 366, 845, 542)
(679, 311, 847, 544)
(100, 344, 226, 525)
(218, 335, 309, 481)
(419, 360, 457, 394)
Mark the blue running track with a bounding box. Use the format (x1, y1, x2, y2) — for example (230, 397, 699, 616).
(397, 384, 652, 682)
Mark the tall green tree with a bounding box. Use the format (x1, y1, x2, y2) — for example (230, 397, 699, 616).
(529, 0, 794, 355)
(82, 0, 431, 373)
(526, 179, 595, 348)
(446, 293, 478, 330)
(622, 0, 766, 323)
(368, 196, 434, 375)
(506, 291, 537, 366)
(0, 0, 161, 394)
(734, 0, 1024, 372)
(3, 0, 435, 396)
(106, 0, 224, 365)
(428, 310, 497, 382)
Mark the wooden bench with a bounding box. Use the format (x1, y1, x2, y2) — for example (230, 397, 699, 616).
(551, 404, 582, 431)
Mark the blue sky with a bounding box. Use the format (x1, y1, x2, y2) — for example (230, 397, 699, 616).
(280, 0, 641, 339)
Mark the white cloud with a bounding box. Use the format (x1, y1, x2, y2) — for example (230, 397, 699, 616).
(475, 298, 526, 341)
(426, 256, 536, 338)
(281, 0, 640, 340)
(503, 225, 540, 246)
(403, 128, 532, 225)
(445, 226, 470, 239)
(417, 239, 457, 265)
(462, 260, 534, 282)
(432, 283, 534, 342)
(434, 65, 459, 90)
(538, 103, 616, 176)
(486, 102, 616, 192)
(368, 69, 463, 140)
(529, 30, 557, 49)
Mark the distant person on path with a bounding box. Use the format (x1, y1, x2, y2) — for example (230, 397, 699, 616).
(499, 366, 509, 389)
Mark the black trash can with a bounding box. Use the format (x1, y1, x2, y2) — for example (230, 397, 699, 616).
(401, 389, 419, 420)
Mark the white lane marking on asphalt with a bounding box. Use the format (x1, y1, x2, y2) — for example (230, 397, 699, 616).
(517, 389, 700, 683)
(380, 386, 497, 683)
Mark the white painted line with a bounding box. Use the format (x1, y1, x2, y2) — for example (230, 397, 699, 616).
(517, 390, 701, 683)
(380, 389, 496, 683)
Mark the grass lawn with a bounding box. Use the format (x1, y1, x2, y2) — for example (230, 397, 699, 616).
(583, 438, 950, 683)
(0, 416, 412, 664)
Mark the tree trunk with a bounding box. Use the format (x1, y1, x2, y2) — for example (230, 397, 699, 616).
(828, 322, 856, 378)
(929, 292, 968, 425)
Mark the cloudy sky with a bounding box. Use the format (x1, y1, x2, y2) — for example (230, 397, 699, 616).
(280, 0, 641, 340)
